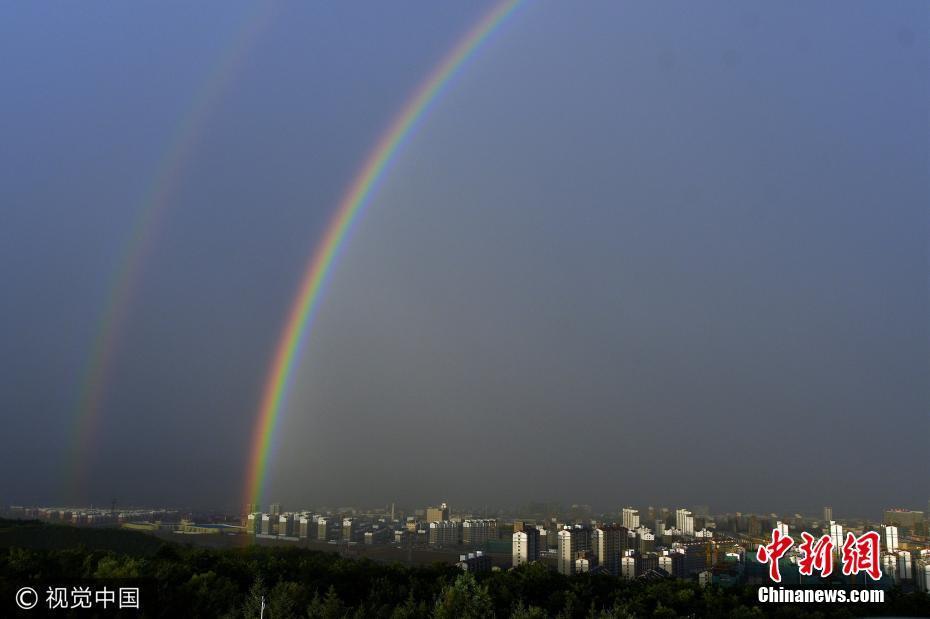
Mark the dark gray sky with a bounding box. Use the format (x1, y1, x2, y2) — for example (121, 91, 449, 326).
(1, 1, 927, 518)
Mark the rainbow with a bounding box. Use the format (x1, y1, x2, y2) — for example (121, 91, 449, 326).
(244, 0, 523, 508)
(69, 2, 277, 499)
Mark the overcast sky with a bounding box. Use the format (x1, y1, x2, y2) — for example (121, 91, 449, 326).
(1, 1, 927, 518)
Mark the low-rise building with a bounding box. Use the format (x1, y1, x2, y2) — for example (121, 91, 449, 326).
(457, 551, 491, 573)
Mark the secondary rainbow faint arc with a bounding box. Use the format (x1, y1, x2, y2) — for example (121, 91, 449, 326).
(244, 0, 523, 507)
(69, 2, 277, 497)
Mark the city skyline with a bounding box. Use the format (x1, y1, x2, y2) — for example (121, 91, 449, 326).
(5, 497, 930, 527)
(5, 498, 927, 589)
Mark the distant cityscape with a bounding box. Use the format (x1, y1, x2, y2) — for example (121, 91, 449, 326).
(4, 499, 929, 593)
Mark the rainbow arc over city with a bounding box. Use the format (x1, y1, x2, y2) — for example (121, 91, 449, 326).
(244, 0, 523, 508)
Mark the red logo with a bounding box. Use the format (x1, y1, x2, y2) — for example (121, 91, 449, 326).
(841, 531, 881, 581)
(798, 532, 834, 577)
(756, 529, 794, 582)
(757, 528, 884, 583)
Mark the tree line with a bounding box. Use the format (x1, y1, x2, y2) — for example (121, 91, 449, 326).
(1, 519, 927, 617)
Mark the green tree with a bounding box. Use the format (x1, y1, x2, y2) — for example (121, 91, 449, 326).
(651, 603, 677, 618)
(726, 607, 764, 618)
(266, 580, 305, 618)
(241, 576, 267, 619)
(182, 571, 240, 618)
(510, 601, 547, 618)
(93, 554, 143, 578)
(308, 585, 345, 619)
(390, 593, 423, 619)
(307, 591, 324, 618)
(433, 572, 494, 619)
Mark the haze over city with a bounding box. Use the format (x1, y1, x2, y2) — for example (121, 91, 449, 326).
(1, 0, 927, 519)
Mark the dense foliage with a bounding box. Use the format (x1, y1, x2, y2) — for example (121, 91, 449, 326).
(1, 520, 927, 618)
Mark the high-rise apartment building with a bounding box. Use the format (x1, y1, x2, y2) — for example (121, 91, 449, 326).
(429, 520, 460, 547)
(278, 514, 294, 537)
(823, 506, 833, 522)
(829, 522, 843, 555)
(658, 555, 673, 575)
(683, 543, 709, 576)
(298, 515, 312, 539)
(676, 509, 694, 536)
(636, 553, 659, 576)
(897, 552, 913, 580)
(882, 554, 898, 581)
(638, 532, 656, 554)
(882, 525, 899, 552)
(426, 502, 450, 523)
(748, 516, 761, 538)
(342, 518, 355, 542)
(621, 508, 640, 530)
(592, 527, 606, 569)
(916, 560, 930, 593)
(317, 517, 335, 541)
(557, 529, 573, 575)
(557, 527, 591, 575)
(365, 528, 391, 545)
(513, 527, 540, 567)
(462, 519, 497, 546)
(592, 526, 627, 575)
(621, 556, 636, 579)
